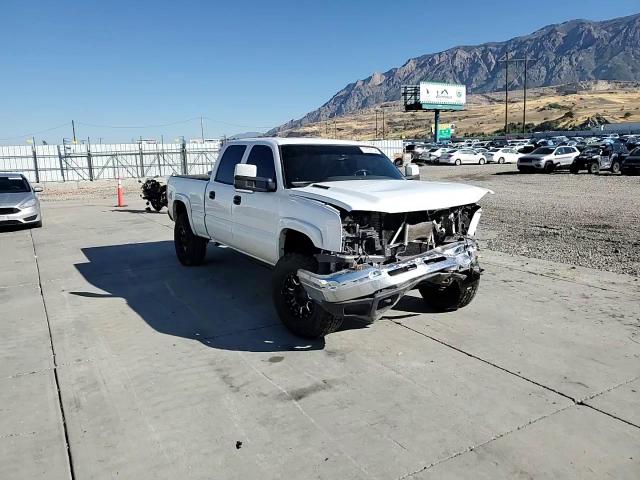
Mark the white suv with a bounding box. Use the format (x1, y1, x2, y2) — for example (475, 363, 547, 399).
(517, 146, 580, 173)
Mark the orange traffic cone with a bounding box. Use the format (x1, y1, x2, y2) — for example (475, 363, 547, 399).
(117, 177, 125, 207)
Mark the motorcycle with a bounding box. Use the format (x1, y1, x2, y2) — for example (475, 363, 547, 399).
(140, 178, 167, 212)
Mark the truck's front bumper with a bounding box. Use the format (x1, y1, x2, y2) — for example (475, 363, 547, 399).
(297, 240, 479, 321)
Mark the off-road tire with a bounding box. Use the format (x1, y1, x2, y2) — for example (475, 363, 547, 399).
(272, 253, 343, 338)
(174, 213, 207, 266)
(418, 276, 480, 311)
(611, 161, 621, 174)
(589, 162, 600, 175)
(151, 199, 164, 212)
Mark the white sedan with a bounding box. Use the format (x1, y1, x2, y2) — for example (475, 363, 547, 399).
(439, 148, 487, 166)
(486, 147, 521, 164)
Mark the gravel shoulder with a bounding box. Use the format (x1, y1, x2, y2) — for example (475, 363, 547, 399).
(420, 163, 640, 277)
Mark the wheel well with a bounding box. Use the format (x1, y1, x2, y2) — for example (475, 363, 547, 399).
(174, 200, 187, 218)
(280, 229, 318, 257)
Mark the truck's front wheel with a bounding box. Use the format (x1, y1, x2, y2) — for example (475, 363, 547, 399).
(272, 253, 343, 338)
(174, 213, 208, 266)
(418, 275, 480, 311)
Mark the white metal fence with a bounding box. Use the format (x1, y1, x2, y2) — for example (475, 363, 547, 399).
(0, 138, 405, 184)
(0, 142, 220, 183)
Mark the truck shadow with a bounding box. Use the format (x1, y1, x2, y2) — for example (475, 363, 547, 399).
(72, 241, 375, 353)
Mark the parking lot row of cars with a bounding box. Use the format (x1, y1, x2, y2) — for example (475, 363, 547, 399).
(401, 134, 640, 175)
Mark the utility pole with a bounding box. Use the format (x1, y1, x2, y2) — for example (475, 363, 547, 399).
(200, 116, 205, 142)
(72, 120, 77, 144)
(499, 52, 527, 136)
(382, 109, 386, 140)
(504, 52, 509, 135)
(375, 111, 378, 138)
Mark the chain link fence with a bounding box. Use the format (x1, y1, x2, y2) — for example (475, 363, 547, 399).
(0, 142, 220, 183)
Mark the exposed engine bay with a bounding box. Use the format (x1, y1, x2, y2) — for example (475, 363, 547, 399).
(316, 204, 481, 270)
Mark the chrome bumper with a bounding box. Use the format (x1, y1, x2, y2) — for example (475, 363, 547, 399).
(297, 240, 479, 318)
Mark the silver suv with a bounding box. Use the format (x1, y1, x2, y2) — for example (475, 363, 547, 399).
(0, 173, 43, 227)
(517, 146, 580, 173)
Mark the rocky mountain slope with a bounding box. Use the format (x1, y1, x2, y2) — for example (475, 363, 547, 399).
(270, 13, 640, 134)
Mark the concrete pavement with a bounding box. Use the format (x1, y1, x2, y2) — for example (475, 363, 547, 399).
(1, 199, 638, 479)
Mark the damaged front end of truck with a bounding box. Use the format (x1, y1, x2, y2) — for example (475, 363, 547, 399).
(297, 204, 483, 321)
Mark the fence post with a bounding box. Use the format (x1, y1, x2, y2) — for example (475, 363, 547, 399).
(181, 139, 187, 174)
(138, 141, 144, 178)
(56, 145, 66, 182)
(31, 141, 40, 183)
(87, 139, 94, 181)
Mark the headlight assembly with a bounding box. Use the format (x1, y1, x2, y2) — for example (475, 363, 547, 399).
(20, 198, 37, 208)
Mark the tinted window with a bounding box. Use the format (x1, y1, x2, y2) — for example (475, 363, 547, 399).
(246, 145, 277, 183)
(0, 176, 30, 193)
(214, 145, 246, 185)
(281, 145, 403, 187)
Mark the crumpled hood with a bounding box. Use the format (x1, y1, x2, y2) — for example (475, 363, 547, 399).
(0, 192, 33, 208)
(290, 179, 493, 213)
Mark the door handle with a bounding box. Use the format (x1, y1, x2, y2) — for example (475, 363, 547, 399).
(233, 195, 241, 205)
(209, 191, 215, 199)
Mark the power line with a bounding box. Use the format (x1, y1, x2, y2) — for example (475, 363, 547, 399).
(75, 117, 201, 129)
(0, 122, 70, 142)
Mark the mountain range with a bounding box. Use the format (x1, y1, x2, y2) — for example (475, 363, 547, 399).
(269, 13, 640, 135)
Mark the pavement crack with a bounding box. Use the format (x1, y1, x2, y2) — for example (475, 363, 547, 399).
(389, 319, 577, 403)
(390, 319, 640, 432)
(396, 404, 574, 479)
(30, 230, 77, 480)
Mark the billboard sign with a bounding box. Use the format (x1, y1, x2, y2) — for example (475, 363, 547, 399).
(419, 82, 466, 110)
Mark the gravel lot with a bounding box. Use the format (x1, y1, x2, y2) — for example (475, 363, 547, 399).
(38, 164, 640, 276)
(420, 163, 640, 277)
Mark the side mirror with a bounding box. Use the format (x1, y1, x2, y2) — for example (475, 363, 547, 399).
(234, 163, 276, 192)
(404, 164, 420, 180)
(33, 186, 44, 192)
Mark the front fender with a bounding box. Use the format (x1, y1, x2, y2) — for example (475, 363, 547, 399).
(280, 196, 343, 253)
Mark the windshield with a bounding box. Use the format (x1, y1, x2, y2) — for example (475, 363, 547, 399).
(532, 147, 554, 155)
(0, 176, 30, 193)
(281, 144, 404, 187)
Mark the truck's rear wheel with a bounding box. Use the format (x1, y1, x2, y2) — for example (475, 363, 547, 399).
(272, 253, 342, 338)
(418, 275, 480, 311)
(174, 213, 208, 266)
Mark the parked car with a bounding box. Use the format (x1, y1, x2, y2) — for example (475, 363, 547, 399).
(166, 138, 491, 338)
(439, 148, 487, 166)
(517, 146, 580, 173)
(0, 173, 43, 227)
(570, 143, 628, 174)
(621, 147, 640, 175)
(426, 147, 450, 164)
(487, 147, 521, 164)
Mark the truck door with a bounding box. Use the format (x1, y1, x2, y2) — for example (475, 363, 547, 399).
(204, 144, 247, 245)
(232, 144, 281, 264)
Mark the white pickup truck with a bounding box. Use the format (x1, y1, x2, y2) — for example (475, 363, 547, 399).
(167, 138, 492, 338)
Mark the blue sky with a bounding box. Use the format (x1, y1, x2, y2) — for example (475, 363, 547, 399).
(1, 0, 638, 144)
